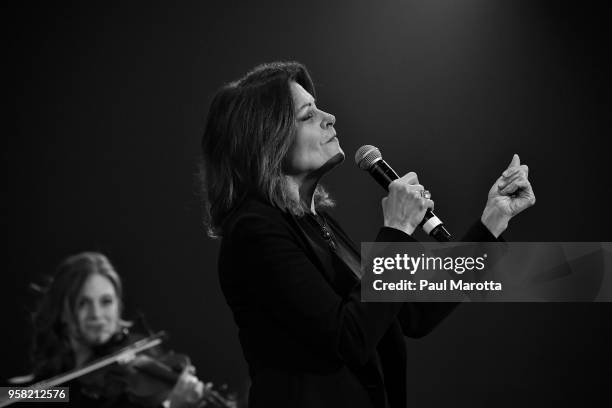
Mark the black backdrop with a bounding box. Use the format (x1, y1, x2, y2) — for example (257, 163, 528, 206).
(4, 1, 611, 406)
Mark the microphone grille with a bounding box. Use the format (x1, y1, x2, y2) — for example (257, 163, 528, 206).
(355, 145, 382, 170)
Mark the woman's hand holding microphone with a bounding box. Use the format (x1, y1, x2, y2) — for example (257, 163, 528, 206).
(382, 171, 434, 236)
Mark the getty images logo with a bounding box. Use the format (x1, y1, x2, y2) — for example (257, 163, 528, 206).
(371, 253, 488, 275)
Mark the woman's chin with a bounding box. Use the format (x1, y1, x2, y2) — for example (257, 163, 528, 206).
(84, 332, 112, 345)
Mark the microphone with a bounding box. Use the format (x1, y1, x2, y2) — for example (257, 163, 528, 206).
(355, 145, 452, 242)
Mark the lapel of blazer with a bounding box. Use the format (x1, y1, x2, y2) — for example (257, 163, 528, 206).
(287, 211, 388, 400)
(285, 212, 339, 287)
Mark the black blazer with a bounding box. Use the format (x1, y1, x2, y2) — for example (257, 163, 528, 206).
(218, 196, 499, 408)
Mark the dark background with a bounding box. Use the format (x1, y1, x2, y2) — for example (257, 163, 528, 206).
(4, 0, 611, 406)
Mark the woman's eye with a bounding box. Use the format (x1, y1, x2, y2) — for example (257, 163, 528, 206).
(77, 299, 91, 312)
(101, 297, 114, 306)
(301, 113, 314, 121)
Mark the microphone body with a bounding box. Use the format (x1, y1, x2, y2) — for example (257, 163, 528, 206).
(356, 147, 452, 242)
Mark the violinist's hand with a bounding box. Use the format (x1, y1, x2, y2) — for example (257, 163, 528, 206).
(166, 365, 205, 408)
(382, 172, 434, 235)
(481, 153, 536, 237)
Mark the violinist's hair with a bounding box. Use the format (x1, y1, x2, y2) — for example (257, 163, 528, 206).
(198, 61, 334, 238)
(31, 252, 129, 378)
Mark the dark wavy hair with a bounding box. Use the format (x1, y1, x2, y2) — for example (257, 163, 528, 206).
(30, 252, 128, 378)
(199, 61, 334, 238)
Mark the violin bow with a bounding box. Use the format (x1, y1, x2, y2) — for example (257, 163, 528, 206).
(0, 331, 166, 407)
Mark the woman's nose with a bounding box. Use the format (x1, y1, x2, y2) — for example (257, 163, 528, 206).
(89, 303, 102, 319)
(321, 112, 336, 129)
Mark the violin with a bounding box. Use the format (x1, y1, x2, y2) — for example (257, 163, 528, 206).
(0, 330, 236, 408)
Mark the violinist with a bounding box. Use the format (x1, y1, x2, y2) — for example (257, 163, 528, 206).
(27, 251, 206, 408)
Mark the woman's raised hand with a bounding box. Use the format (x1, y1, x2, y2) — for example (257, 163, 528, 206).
(382, 172, 434, 236)
(481, 154, 536, 237)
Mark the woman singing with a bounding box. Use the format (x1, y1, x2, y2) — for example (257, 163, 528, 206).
(28, 252, 205, 408)
(199, 61, 535, 408)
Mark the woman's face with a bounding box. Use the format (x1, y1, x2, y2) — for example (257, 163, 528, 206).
(285, 81, 344, 177)
(72, 274, 120, 346)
